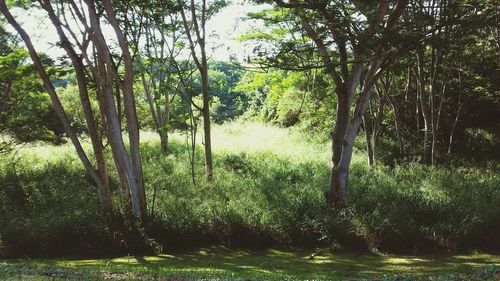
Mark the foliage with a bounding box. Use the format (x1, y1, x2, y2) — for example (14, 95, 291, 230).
(0, 49, 66, 144)
(208, 61, 248, 123)
(1, 123, 498, 258)
(0, 2, 499, 277)
(235, 68, 334, 136)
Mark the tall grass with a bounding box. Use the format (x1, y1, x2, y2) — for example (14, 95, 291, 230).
(1, 122, 498, 257)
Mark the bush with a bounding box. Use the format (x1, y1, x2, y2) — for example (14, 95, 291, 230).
(1, 123, 499, 258)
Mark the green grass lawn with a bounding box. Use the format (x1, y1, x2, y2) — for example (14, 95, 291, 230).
(2, 247, 499, 280)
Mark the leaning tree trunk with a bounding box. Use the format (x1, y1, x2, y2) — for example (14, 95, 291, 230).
(84, 0, 141, 215)
(40, 0, 112, 213)
(0, 1, 109, 208)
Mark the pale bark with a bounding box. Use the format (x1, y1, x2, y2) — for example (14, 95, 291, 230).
(74, 0, 144, 217)
(140, 20, 171, 153)
(448, 99, 462, 154)
(39, 0, 113, 213)
(292, 0, 407, 206)
(333, 58, 385, 204)
(59, 4, 134, 207)
(101, 0, 147, 218)
(363, 112, 375, 167)
(385, 91, 404, 155)
(0, 0, 107, 202)
(416, 46, 431, 163)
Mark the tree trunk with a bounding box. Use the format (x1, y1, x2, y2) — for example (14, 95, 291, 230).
(84, 0, 140, 214)
(386, 92, 404, 155)
(201, 66, 213, 180)
(326, 58, 384, 207)
(140, 64, 169, 153)
(448, 101, 462, 154)
(0, 1, 107, 201)
(40, 0, 112, 213)
(102, 0, 146, 219)
(416, 47, 431, 163)
(0, 82, 12, 117)
(178, 0, 214, 181)
(325, 90, 350, 206)
(159, 130, 169, 152)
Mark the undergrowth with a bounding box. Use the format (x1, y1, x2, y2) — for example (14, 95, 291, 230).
(0, 122, 499, 257)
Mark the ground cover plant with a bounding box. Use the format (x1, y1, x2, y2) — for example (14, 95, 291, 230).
(1, 247, 500, 280)
(1, 123, 499, 258)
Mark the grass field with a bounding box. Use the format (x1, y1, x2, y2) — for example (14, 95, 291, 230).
(1, 122, 499, 280)
(2, 247, 499, 280)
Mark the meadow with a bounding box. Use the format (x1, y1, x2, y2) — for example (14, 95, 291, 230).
(1, 122, 499, 280)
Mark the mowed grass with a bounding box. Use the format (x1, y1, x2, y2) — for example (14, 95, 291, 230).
(2, 246, 499, 280)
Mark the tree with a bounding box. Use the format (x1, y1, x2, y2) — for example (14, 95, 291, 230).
(124, 0, 184, 153)
(66, 0, 147, 218)
(373, 0, 500, 165)
(0, 0, 113, 213)
(0, 0, 148, 218)
(249, 0, 408, 206)
(177, 0, 227, 181)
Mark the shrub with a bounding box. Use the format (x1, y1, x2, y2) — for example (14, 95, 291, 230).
(1, 123, 499, 257)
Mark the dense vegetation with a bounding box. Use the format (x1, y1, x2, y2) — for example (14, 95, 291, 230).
(1, 123, 499, 258)
(0, 0, 499, 279)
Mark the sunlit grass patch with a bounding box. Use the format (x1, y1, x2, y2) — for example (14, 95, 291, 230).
(2, 248, 499, 280)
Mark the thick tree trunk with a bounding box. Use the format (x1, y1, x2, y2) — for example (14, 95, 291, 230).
(326, 58, 383, 207)
(98, 75, 134, 207)
(68, 55, 113, 213)
(159, 131, 169, 152)
(325, 91, 350, 206)
(83, 0, 140, 214)
(94, 85, 131, 206)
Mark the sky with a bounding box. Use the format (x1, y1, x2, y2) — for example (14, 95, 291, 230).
(5, 1, 267, 62)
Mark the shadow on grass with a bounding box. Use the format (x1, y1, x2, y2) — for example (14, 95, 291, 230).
(25, 246, 500, 280)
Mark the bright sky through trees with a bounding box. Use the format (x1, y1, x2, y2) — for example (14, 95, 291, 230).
(6, 0, 264, 61)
